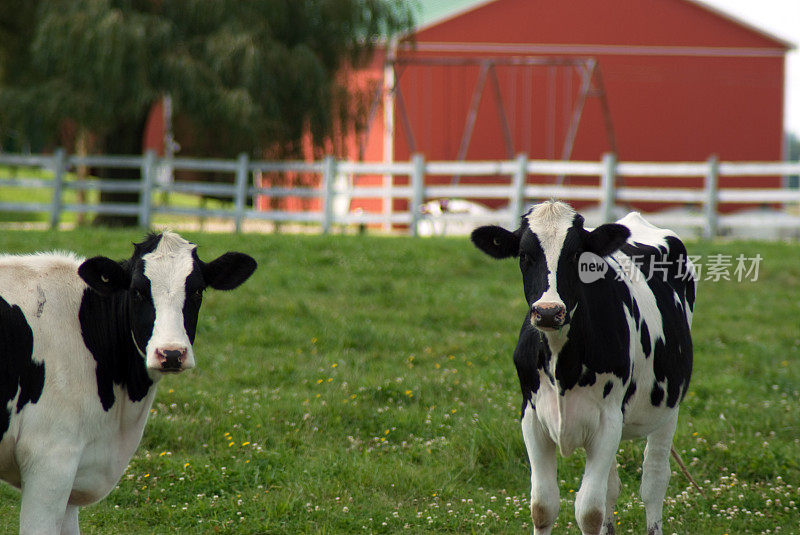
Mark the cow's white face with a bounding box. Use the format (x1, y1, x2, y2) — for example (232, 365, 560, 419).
(78, 231, 257, 377)
(523, 202, 576, 331)
(137, 233, 198, 372)
(471, 201, 631, 332)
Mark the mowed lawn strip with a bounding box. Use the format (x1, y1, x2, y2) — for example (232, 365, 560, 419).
(0, 229, 797, 534)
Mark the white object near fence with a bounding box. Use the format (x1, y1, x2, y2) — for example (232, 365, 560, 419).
(0, 151, 798, 238)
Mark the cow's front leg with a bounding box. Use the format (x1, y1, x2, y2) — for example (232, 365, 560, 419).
(522, 404, 559, 535)
(19, 449, 80, 535)
(61, 505, 80, 535)
(601, 461, 621, 535)
(641, 410, 679, 535)
(575, 410, 622, 535)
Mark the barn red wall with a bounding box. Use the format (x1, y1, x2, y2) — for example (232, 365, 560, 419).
(356, 0, 788, 213)
(419, 0, 783, 49)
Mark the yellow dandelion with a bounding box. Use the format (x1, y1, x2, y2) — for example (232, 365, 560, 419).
(242, 442, 250, 446)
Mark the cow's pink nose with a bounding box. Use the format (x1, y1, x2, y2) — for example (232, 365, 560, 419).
(156, 347, 187, 371)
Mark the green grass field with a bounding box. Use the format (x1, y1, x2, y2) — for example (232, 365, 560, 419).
(0, 229, 797, 534)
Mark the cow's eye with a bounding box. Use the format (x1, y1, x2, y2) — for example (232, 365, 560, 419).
(131, 288, 146, 301)
(192, 289, 203, 301)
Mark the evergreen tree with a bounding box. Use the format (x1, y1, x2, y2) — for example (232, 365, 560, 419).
(0, 0, 413, 223)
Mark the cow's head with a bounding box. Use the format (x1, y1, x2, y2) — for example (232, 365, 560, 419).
(471, 201, 629, 332)
(77, 231, 256, 374)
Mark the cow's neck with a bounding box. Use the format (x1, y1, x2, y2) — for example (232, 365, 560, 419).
(79, 289, 155, 412)
(541, 292, 632, 393)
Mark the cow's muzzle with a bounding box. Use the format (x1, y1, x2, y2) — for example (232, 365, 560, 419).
(531, 302, 567, 330)
(155, 347, 188, 373)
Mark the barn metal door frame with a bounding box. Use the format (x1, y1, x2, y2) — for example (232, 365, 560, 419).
(371, 55, 617, 185)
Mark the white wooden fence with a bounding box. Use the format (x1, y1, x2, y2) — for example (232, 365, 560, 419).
(1, 150, 799, 237)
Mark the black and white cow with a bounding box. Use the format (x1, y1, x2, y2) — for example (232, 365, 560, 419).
(0, 231, 256, 534)
(471, 201, 695, 535)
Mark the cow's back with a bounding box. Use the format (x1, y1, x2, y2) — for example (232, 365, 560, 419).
(607, 213, 695, 435)
(0, 253, 93, 470)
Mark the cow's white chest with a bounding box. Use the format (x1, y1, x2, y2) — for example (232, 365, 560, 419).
(533, 379, 608, 457)
(68, 387, 156, 505)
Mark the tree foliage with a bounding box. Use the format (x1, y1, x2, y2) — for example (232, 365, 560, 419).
(0, 0, 414, 157)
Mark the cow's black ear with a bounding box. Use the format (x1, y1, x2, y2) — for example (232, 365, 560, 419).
(471, 225, 520, 259)
(202, 252, 257, 290)
(585, 224, 631, 257)
(78, 256, 130, 294)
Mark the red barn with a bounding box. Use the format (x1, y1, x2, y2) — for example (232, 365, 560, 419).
(343, 0, 791, 215)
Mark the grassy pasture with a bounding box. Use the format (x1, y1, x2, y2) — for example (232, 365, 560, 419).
(0, 229, 797, 534)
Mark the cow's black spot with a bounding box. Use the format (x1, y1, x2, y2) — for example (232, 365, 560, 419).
(621, 381, 636, 414)
(1, 295, 44, 441)
(80, 288, 153, 411)
(603, 381, 613, 398)
(577, 368, 596, 388)
(514, 314, 545, 420)
(650, 381, 665, 407)
(554, 266, 633, 394)
(631, 300, 640, 325)
(640, 322, 651, 356)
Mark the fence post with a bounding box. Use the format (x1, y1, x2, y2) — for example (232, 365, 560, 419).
(410, 153, 425, 236)
(234, 152, 249, 233)
(510, 153, 528, 227)
(139, 150, 156, 228)
(321, 155, 336, 234)
(600, 152, 617, 223)
(704, 155, 719, 239)
(49, 148, 67, 230)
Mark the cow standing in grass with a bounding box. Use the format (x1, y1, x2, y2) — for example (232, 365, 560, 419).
(471, 201, 695, 535)
(0, 231, 256, 535)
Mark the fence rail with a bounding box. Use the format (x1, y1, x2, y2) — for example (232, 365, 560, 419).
(1, 150, 799, 237)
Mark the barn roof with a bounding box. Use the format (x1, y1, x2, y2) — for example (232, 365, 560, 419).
(413, 0, 494, 30)
(412, 0, 793, 50)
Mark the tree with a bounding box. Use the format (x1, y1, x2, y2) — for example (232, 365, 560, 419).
(787, 131, 799, 189)
(0, 0, 414, 224)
